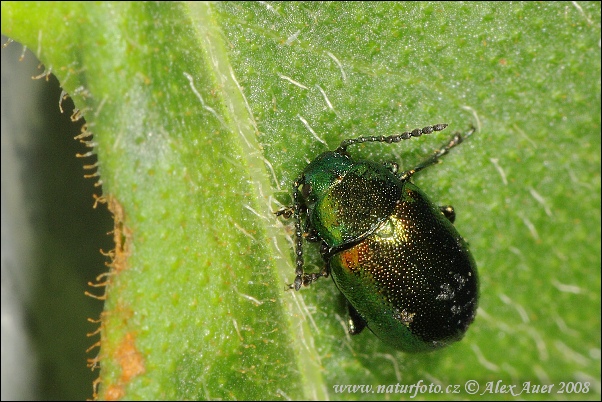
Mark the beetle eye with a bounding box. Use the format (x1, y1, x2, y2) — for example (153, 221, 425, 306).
(301, 183, 312, 198)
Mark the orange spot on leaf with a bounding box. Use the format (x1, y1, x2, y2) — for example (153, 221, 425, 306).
(115, 332, 145, 383)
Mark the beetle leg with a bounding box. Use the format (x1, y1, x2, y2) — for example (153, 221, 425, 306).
(382, 161, 399, 174)
(347, 302, 367, 335)
(304, 224, 321, 243)
(287, 269, 329, 290)
(274, 206, 294, 219)
(439, 205, 456, 223)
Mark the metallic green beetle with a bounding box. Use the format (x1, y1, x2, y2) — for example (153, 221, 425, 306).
(277, 124, 479, 352)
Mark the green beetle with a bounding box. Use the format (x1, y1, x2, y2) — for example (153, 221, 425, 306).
(277, 124, 479, 352)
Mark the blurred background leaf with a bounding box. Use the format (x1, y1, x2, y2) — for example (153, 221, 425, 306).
(1, 2, 600, 400)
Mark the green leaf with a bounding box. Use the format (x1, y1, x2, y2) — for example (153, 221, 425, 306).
(2, 2, 600, 400)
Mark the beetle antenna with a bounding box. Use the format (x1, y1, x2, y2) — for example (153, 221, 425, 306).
(400, 126, 476, 181)
(288, 176, 305, 290)
(336, 123, 448, 153)
(287, 176, 330, 290)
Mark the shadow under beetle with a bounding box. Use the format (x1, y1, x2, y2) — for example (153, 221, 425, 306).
(276, 124, 478, 353)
